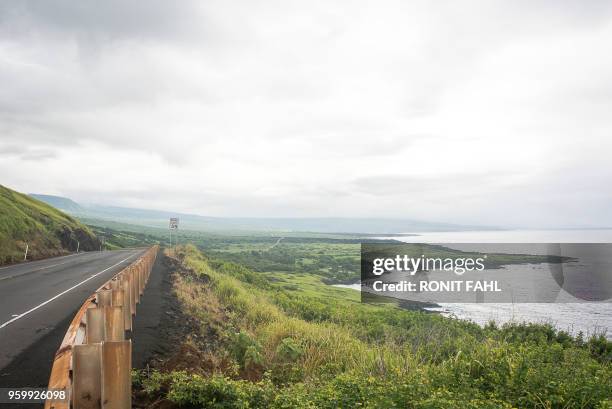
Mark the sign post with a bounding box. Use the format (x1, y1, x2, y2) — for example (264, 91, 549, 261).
(169, 218, 179, 254)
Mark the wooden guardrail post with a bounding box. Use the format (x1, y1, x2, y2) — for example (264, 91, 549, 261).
(72, 343, 102, 409)
(101, 341, 131, 409)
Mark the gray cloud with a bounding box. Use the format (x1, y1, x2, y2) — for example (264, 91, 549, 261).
(350, 172, 509, 196)
(0, 1, 205, 43)
(0, 1, 611, 227)
(0, 144, 57, 161)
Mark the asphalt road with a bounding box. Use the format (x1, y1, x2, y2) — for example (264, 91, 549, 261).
(0, 248, 147, 387)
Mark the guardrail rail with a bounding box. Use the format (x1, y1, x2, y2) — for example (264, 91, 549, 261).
(44, 245, 159, 409)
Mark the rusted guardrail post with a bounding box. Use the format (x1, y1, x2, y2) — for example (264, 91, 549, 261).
(86, 308, 105, 344)
(45, 245, 158, 409)
(101, 341, 131, 409)
(129, 270, 137, 315)
(123, 271, 136, 315)
(96, 290, 112, 307)
(72, 343, 102, 409)
(111, 288, 123, 309)
(109, 280, 118, 291)
(139, 263, 145, 296)
(104, 306, 124, 342)
(133, 266, 141, 305)
(120, 280, 132, 331)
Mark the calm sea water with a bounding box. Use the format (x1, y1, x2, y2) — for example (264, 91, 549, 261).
(337, 230, 612, 339)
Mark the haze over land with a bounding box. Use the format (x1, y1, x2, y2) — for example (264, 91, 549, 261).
(1, 1, 612, 228)
(31, 193, 490, 234)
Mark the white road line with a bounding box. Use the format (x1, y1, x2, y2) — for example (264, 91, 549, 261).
(0, 252, 83, 271)
(0, 251, 139, 330)
(0, 253, 95, 282)
(0, 249, 136, 272)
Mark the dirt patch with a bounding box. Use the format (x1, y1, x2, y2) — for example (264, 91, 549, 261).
(132, 252, 235, 408)
(134, 254, 224, 370)
(130, 250, 176, 368)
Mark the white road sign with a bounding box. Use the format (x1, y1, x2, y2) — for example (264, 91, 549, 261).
(169, 218, 179, 229)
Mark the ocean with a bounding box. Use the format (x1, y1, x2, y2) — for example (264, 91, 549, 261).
(337, 229, 612, 339)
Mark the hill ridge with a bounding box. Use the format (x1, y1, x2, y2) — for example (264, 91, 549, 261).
(0, 185, 100, 264)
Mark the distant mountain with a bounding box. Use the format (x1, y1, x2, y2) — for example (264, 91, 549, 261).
(29, 194, 84, 213)
(31, 194, 496, 234)
(0, 186, 100, 264)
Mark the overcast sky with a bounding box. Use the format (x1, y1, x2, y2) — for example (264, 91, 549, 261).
(1, 1, 611, 228)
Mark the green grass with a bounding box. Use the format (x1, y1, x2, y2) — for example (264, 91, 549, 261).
(81, 218, 368, 283)
(205, 239, 363, 284)
(136, 244, 612, 408)
(0, 185, 100, 264)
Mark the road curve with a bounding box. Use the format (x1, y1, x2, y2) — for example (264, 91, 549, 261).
(0, 248, 147, 386)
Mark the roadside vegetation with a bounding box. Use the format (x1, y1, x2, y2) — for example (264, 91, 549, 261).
(134, 244, 611, 408)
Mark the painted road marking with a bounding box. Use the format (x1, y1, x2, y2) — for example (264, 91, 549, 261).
(0, 249, 142, 282)
(0, 252, 84, 271)
(0, 252, 139, 330)
(0, 248, 141, 272)
(0, 254, 92, 282)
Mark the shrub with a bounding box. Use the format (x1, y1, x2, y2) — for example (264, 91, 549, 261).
(137, 245, 612, 409)
(231, 331, 263, 370)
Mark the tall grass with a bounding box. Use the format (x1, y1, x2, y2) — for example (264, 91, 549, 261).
(139, 244, 612, 408)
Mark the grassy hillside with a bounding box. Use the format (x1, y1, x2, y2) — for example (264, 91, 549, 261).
(0, 185, 100, 264)
(134, 245, 611, 408)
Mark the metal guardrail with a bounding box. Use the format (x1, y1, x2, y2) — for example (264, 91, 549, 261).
(44, 246, 159, 409)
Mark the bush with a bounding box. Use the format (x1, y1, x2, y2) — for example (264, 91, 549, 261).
(168, 372, 274, 409)
(137, 245, 612, 409)
(276, 338, 303, 363)
(231, 331, 263, 371)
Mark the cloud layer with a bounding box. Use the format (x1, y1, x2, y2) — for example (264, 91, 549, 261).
(1, 0, 611, 227)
